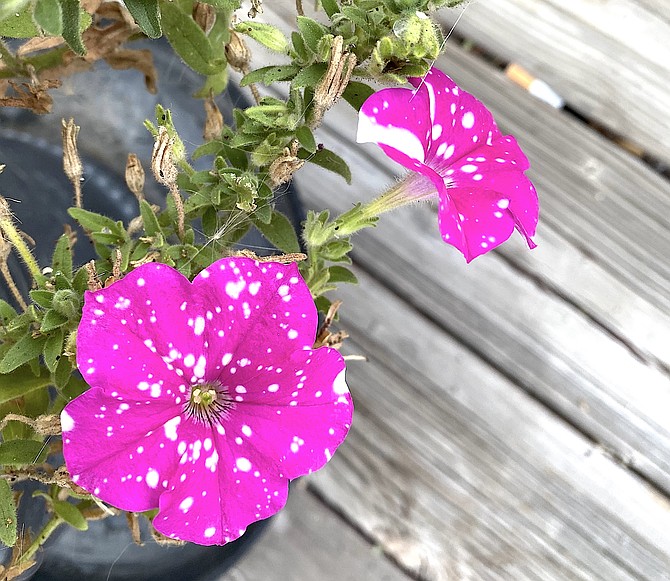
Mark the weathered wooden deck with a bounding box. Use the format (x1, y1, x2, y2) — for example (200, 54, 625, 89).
(219, 1, 670, 579)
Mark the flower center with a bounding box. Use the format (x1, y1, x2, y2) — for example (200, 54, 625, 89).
(185, 381, 234, 425)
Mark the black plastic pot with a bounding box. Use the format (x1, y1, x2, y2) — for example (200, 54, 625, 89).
(0, 39, 304, 580)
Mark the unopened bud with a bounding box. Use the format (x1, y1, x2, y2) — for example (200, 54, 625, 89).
(203, 94, 224, 141)
(192, 2, 216, 34)
(151, 127, 178, 188)
(52, 288, 80, 320)
(125, 153, 145, 200)
(225, 30, 251, 72)
(62, 118, 83, 207)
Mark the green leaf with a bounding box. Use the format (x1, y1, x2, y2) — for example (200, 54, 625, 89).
(0, 334, 47, 374)
(58, 0, 86, 56)
(0, 0, 30, 23)
(292, 63, 327, 89)
(341, 81, 375, 111)
(0, 300, 17, 325)
(296, 16, 328, 53)
(139, 200, 161, 238)
(0, 366, 51, 405)
(235, 21, 289, 53)
(33, 0, 63, 35)
(0, 440, 47, 466)
(52, 500, 88, 531)
(52, 234, 73, 278)
(53, 352, 73, 390)
(240, 65, 299, 87)
(0, 480, 17, 547)
(320, 239, 353, 262)
(255, 211, 301, 254)
(43, 329, 64, 373)
(327, 265, 358, 284)
(29, 290, 53, 309)
(0, 3, 37, 37)
(295, 126, 316, 153)
(321, 0, 340, 18)
(161, 2, 225, 75)
(124, 0, 161, 38)
(68, 208, 124, 236)
(303, 147, 351, 184)
(195, 69, 228, 98)
(40, 310, 68, 333)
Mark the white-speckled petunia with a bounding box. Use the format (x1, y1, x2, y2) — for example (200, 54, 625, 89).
(61, 257, 352, 545)
(357, 66, 539, 262)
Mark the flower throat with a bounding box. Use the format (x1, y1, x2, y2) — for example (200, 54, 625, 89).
(186, 381, 234, 424)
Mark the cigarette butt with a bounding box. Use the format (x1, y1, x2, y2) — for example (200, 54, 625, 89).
(505, 63, 564, 109)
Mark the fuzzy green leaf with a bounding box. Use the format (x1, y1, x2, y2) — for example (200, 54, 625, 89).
(341, 81, 375, 111)
(235, 21, 289, 53)
(0, 366, 51, 405)
(292, 63, 327, 89)
(327, 265, 358, 284)
(161, 2, 225, 75)
(52, 234, 73, 278)
(0, 0, 30, 23)
(0, 334, 47, 374)
(33, 0, 63, 35)
(296, 16, 328, 53)
(240, 65, 299, 87)
(43, 329, 64, 373)
(0, 480, 17, 547)
(29, 290, 54, 310)
(302, 147, 351, 184)
(255, 211, 301, 254)
(321, 0, 340, 18)
(53, 500, 88, 531)
(124, 0, 161, 38)
(58, 0, 86, 55)
(40, 310, 68, 333)
(0, 300, 17, 325)
(0, 4, 37, 37)
(68, 208, 124, 236)
(0, 440, 47, 466)
(53, 353, 73, 390)
(139, 200, 161, 238)
(295, 126, 316, 153)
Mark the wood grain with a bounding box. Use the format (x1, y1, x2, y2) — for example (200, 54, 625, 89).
(438, 0, 670, 164)
(308, 270, 670, 580)
(215, 483, 410, 581)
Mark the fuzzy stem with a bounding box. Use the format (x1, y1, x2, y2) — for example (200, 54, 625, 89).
(16, 514, 63, 567)
(0, 203, 41, 280)
(334, 174, 436, 238)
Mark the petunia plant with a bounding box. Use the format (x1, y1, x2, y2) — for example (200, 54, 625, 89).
(0, 0, 538, 578)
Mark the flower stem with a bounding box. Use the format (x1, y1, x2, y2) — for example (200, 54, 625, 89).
(0, 197, 41, 280)
(333, 174, 435, 238)
(16, 514, 63, 567)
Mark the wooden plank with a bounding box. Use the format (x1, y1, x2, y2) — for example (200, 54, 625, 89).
(216, 483, 410, 581)
(438, 0, 670, 164)
(307, 270, 670, 580)
(259, 0, 670, 492)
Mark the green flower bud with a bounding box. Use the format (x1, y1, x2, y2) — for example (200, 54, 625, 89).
(51, 289, 81, 320)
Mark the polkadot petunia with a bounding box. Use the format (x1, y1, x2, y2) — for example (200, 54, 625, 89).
(61, 257, 352, 545)
(357, 67, 539, 262)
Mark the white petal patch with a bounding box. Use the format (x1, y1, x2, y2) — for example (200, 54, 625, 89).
(61, 410, 75, 432)
(356, 115, 426, 163)
(146, 468, 159, 489)
(163, 416, 181, 441)
(225, 280, 246, 300)
(333, 369, 349, 395)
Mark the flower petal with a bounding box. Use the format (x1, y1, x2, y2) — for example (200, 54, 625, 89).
(226, 347, 351, 480)
(61, 389, 184, 512)
(152, 420, 288, 546)
(438, 172, 538, 261)
(408, 68, 501, 169)
(357, 84, 432, 168)
(77, 263, 206, 402)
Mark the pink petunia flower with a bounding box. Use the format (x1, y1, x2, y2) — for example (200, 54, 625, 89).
(357, 67, 539, 262)
(61, 257, 352, 545)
